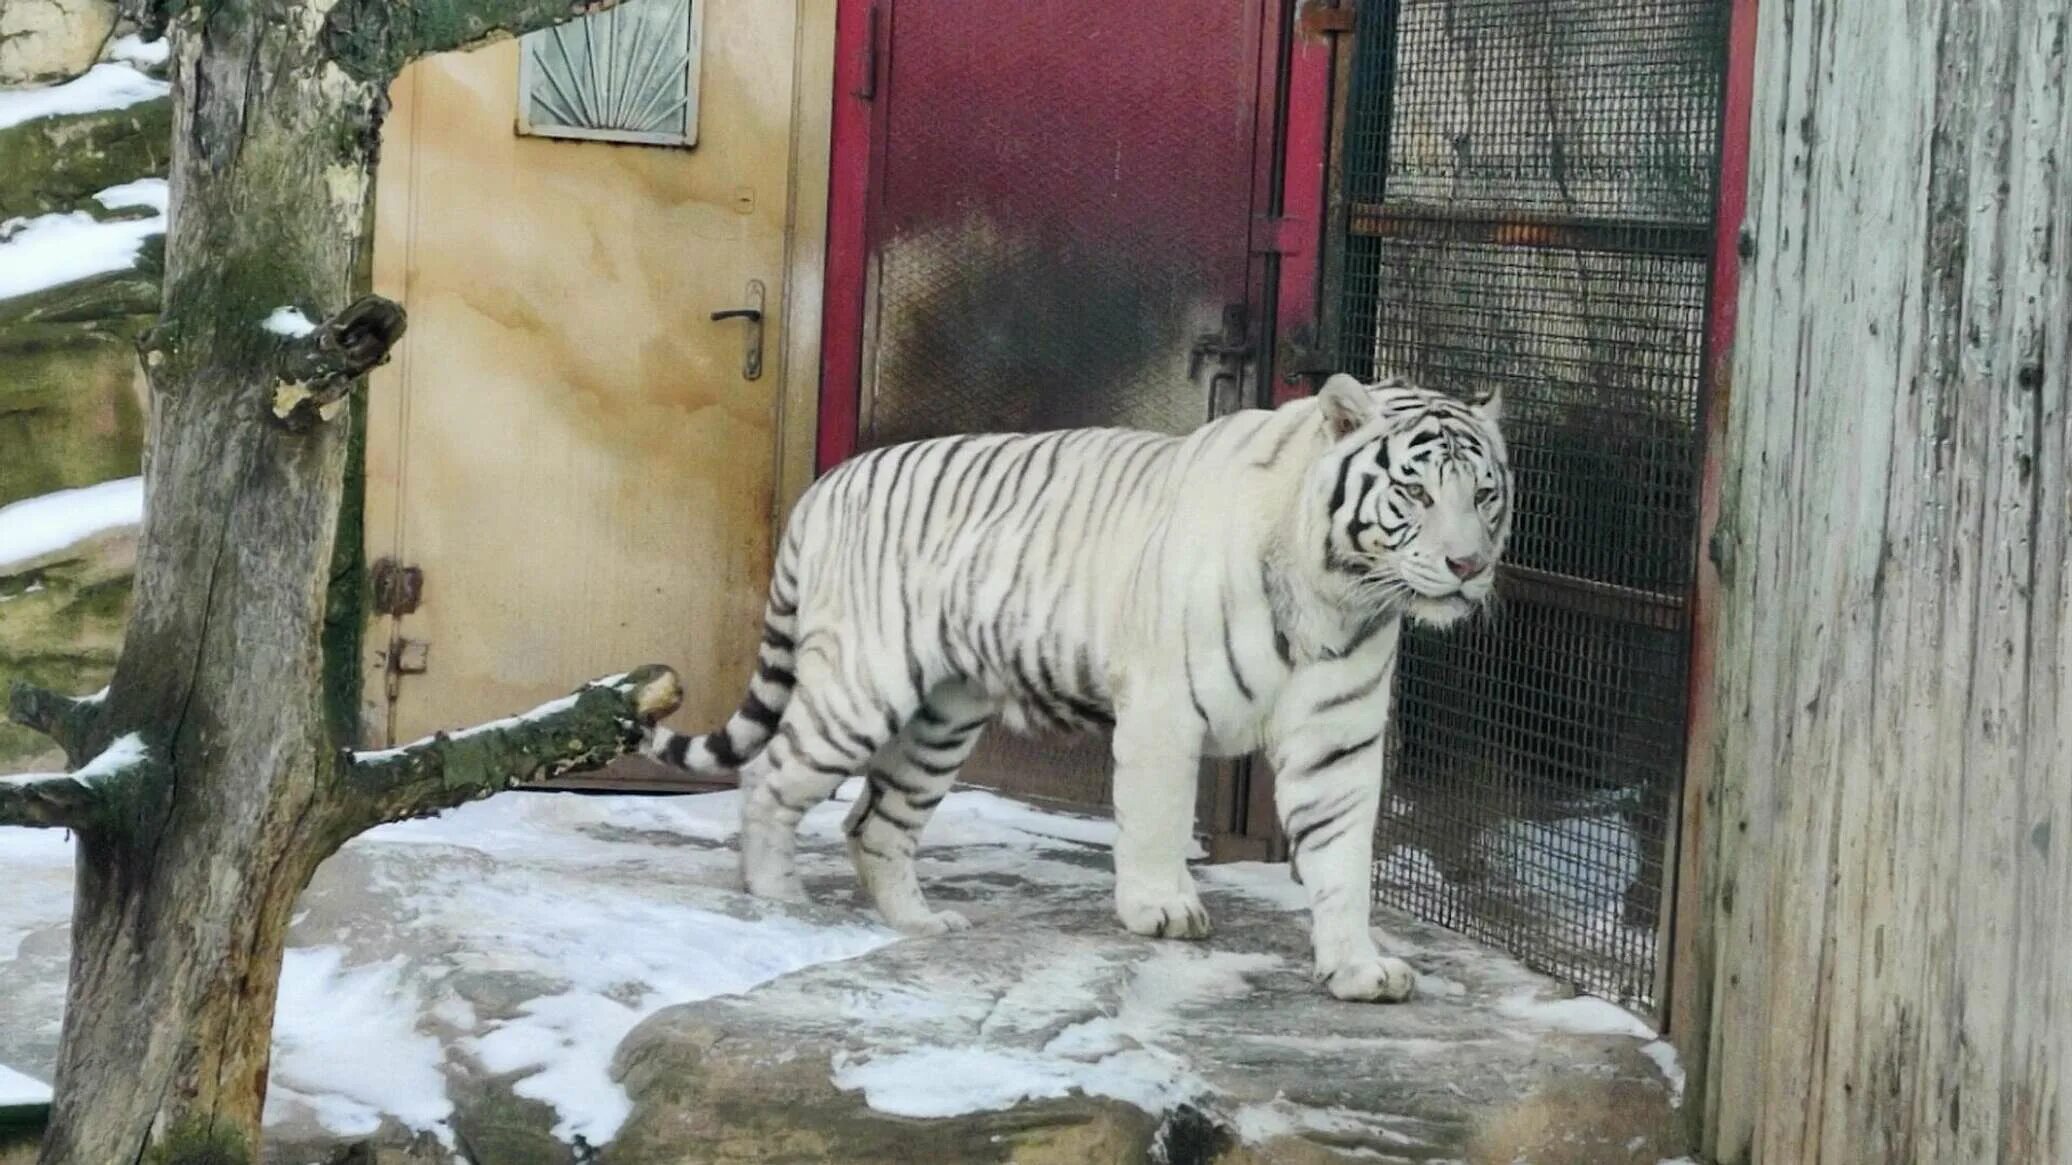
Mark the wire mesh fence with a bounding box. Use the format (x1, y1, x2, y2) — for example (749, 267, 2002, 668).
(1340, 0, 1730, 1009)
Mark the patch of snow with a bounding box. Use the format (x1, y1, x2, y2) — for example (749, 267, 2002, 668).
(72, 733, 145, 783)
(833, 1044, 1199, 1120)
(1415, 970, 1468, 997)
(0, 828, 72, 962)
(1376, 843, 1445, 889)
(0, 178, 168, 301)
(0, 1063, 50, 1106)
(1230, 1101, 1427, 1154)
(834, 947, 1278, 1123)
(93, 178, 167, 213)
(105, 34, 171, 67)
(328, 790, 900, 1145)
(1498, 990, 1656, 1039)
(1199, 860, 1308, 911)
(0, 478, 143, 571)
(268, 949, 453, 1139)
(446, 892, 893, 1145)
(0, 63, 169, 131)
(1642, 1039, 1685, 1107)
(1489, 812, 1640, 917)
(0, 735, 144, 789)
(261, 306, 318, 338)
(351, 692, 584, 766)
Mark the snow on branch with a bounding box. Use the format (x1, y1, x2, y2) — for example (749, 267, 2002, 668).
(7, 681, 108, 769)
(321, 0, 634, 83)
(0, 733, 151, 830)
(268, 295, 408, 431)
(344, 665, 682, 828)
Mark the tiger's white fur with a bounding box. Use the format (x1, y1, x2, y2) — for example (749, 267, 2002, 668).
(643, 373, 1511, 1001)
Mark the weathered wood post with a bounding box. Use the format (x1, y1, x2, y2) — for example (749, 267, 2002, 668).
(1677, 0, 2069, 1160)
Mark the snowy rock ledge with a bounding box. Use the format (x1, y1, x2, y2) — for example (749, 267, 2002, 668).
(599, 787, 1690, 1165)
(0, 783, 1688, 1165)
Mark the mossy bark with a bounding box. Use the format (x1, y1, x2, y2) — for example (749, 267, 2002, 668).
(0, 97, 172, 220)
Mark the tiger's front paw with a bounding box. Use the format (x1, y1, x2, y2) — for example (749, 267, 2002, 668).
(1116, 885, 1213, 940)
(1321, 955, 1418, 1003)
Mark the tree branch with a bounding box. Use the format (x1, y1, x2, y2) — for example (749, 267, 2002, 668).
(270, 296, 409, 432)
(344, 665, 682, 828)
(8, 682, 107, 769)
(322, 0, 631, 84)
(0, 734, 155, 830)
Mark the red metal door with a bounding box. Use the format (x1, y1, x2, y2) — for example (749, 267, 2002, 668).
(827, 0, 1281, 453)
(820, 0, 1291, 817)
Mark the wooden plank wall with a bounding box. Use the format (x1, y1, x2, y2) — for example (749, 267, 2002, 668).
(1682, 0, 2071, 1160)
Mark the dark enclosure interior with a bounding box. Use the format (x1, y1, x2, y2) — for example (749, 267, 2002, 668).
(1336, 0, 1729, 1008)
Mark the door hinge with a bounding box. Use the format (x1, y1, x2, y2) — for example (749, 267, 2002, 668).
(370, 557, 424, 616)
(1299, 0, 1357, 37)
(1249, 215, 1313, 256)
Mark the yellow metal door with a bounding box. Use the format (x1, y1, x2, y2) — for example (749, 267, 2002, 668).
(363, 0, 830, 757)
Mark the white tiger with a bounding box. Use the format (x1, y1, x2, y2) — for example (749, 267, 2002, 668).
(643, 373, 1511, 1001)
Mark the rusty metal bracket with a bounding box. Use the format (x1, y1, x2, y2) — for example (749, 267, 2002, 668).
(370, 558, 423, 616)
(1299, 0, 1357, 37)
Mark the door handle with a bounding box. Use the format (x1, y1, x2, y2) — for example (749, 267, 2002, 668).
(710, 279, 765, 380)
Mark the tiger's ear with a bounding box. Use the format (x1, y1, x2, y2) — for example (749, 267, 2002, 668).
(1473, 388, 1504, 428)
(1317, 374, 1377, 440)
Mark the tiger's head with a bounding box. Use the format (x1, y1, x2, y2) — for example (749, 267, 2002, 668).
(1309, 372, 1512, 629)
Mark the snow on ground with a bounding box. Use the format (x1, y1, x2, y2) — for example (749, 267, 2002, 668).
(0, 780, 1674, 1150)
(0, 62, 169, 132)
(0, 178, 168, 301)
(0, 477, 144, 571)
(1498, 988, 1657, 1039)
(0, 1064, 49, 1107)
(0, 782, 1143, 1148)
(105, 34, 172, 68)
(832, 945, 1279, 1121)
(268, 949, 455, 1139)
(1643, 1038, 1687, 1107)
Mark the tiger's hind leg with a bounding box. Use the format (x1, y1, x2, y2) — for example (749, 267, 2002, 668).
(740, 674, 906, 904)
(844, 681, 993, 935)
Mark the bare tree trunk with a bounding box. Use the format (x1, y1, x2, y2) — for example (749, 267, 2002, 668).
(2, 0, 665, 1160)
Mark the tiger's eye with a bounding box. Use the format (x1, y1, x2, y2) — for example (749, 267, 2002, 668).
(1475, 487, 1498, 506)
(1404, 485, 1433, 507)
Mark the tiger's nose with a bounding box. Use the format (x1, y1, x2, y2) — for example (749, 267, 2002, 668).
(1446, 555, 1488, 581)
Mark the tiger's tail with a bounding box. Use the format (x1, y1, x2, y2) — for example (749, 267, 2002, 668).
(640, 548, 801, 776)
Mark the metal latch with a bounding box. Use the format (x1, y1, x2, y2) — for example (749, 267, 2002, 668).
(389, 639, 429, 675)
(1189, 304, 1255, 417)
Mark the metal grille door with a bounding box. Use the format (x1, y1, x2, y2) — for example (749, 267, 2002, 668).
(1336, 0, 1728, 1008)
(857, 0, 1274, 809)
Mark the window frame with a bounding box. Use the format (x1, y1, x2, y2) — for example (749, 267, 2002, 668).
(514, 0, 706, 149)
